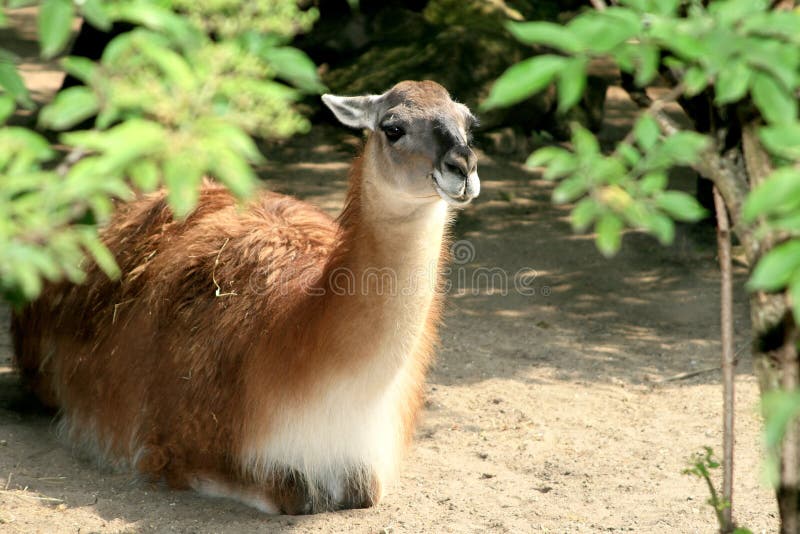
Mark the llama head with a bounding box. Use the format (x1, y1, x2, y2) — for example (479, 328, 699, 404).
(322, 80, 480, 208)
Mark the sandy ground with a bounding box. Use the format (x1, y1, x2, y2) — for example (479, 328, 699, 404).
(0, 9, 781, 534)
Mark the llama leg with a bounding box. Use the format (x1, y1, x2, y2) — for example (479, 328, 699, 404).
(193, 470, 329, 515)
(191, 477, 281, 514)
(265, 465, 381, 514)
(336, 466, 381, 510)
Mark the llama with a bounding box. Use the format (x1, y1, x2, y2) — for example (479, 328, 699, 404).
(11, 80, 479, 514)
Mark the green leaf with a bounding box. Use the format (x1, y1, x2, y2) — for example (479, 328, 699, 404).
(744, 39, 799, 91)
(60, 56, 98, 85)
(163, 153, 204, 217)
(748, 240, 800, 292)
(80, 230, 120, 279)
(14, 263, 43, 300)
(108, 2, 200, 50)
(639, 172, 667, 195)
(762, 389, 800, 449)
(543, 151, 579, 180)
(571, 197, 600, 232)
(261, 47, 325, 93)
(129, 160, 160, 191)
(135, 37, 197, 92)
(660, 32, 706, 62)
(0, 54, 33, 107)
(634, 114, 659, 151)
(656, 190, 707, 222)
(80, 0, 112, 31)
(709, 0, 769, 27)
(683, 66, 709, 97)
(595, 212, 624, 257)
(25, 248, 61, 282)
(552, 175, 589, 204)
(651, 132, 710, 167)
(771, 212, 800, 234)
(759, 124, 800, 160)
(526, 146, 571, 168)
(506, 21, 582, 53)
(743, 168, 800, 222)
(482, 55, 565, 110)
(63, 119, 167, 156)
(752, 72, 798, 125)
(651, 0, 681, 16)
(642, 210, 675, 244)
(572, 124, 599, 159)
(617, 143, 640, 168)
(715, 61, 751, 104)
(38, 0, 75, 59)
(207, 146, 256, 199)
(741, 11, 800, 42)
(39, 86, 99, 130)
(557, 57, 587, 113)
(567, 8, 640, 54)
(634, 43, 659, 86)
(592, 158, 627, 184)
(0, 93, 14, 123)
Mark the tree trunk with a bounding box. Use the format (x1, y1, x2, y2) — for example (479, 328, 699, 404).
(750, 298, 799, 534)
(741, 121, 800, 533)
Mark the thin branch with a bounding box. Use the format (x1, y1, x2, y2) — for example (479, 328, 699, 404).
(618, 82, 750, 235)
(615, 83, 684, 150)
(654, 366, 720, 383)
(589, 0, 608, 10)
(772, 0, 797, 10)
(55, 147, 86, 177)
(648, 102, 750, 245)
(714, 185, 735, 534)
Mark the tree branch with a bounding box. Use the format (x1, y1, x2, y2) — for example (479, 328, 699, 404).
(618, 82, 749, 239)
(645, 102, 751, 253)
(589, 0, 608, 10)
(713, 185, 735, 534)
(772, 0, 797, 10)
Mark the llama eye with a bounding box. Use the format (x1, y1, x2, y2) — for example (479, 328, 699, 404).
(381, 124, 405, 143)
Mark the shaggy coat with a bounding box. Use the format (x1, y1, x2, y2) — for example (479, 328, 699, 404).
(12, 80, 477, 514)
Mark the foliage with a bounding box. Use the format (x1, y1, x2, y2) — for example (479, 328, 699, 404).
(0, 0, 323, 302)
(484, 0, 800, 527)
(761, 389, 800, 486)
(683, 447, 753, 534)
(484, 0, 799, 261)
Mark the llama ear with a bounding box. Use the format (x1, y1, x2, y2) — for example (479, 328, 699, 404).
(322, 94, 381, 131)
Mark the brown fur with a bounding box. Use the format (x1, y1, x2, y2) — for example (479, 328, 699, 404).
(11, 81, 467, 513)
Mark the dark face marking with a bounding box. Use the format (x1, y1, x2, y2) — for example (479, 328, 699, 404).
(432, 117, 470, 162)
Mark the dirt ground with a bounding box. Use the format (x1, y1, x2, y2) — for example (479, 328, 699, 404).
(0, 10, 781, 534)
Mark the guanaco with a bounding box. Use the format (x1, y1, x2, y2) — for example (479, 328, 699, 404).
(12, 80, 480, 514)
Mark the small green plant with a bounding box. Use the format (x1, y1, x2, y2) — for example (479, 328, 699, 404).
(683, 447, 753, 533)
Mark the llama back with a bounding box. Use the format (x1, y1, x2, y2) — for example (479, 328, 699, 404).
(11, 182, 339, 482)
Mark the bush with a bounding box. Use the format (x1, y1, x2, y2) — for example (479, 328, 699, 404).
(0, 0, 323, 303)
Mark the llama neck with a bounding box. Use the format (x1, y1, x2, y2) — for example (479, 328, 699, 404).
(333, 149, 449, 301)
(308, 143, 450, 389)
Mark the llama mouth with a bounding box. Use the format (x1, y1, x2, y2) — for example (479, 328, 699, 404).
(431, 172, 474, 208)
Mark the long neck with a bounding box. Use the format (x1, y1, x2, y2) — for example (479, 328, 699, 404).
(310, 139, 450, 385)
(332, 139, 449, 303)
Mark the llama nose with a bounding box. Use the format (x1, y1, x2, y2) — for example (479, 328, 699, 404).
(443, 146, 477, 180)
